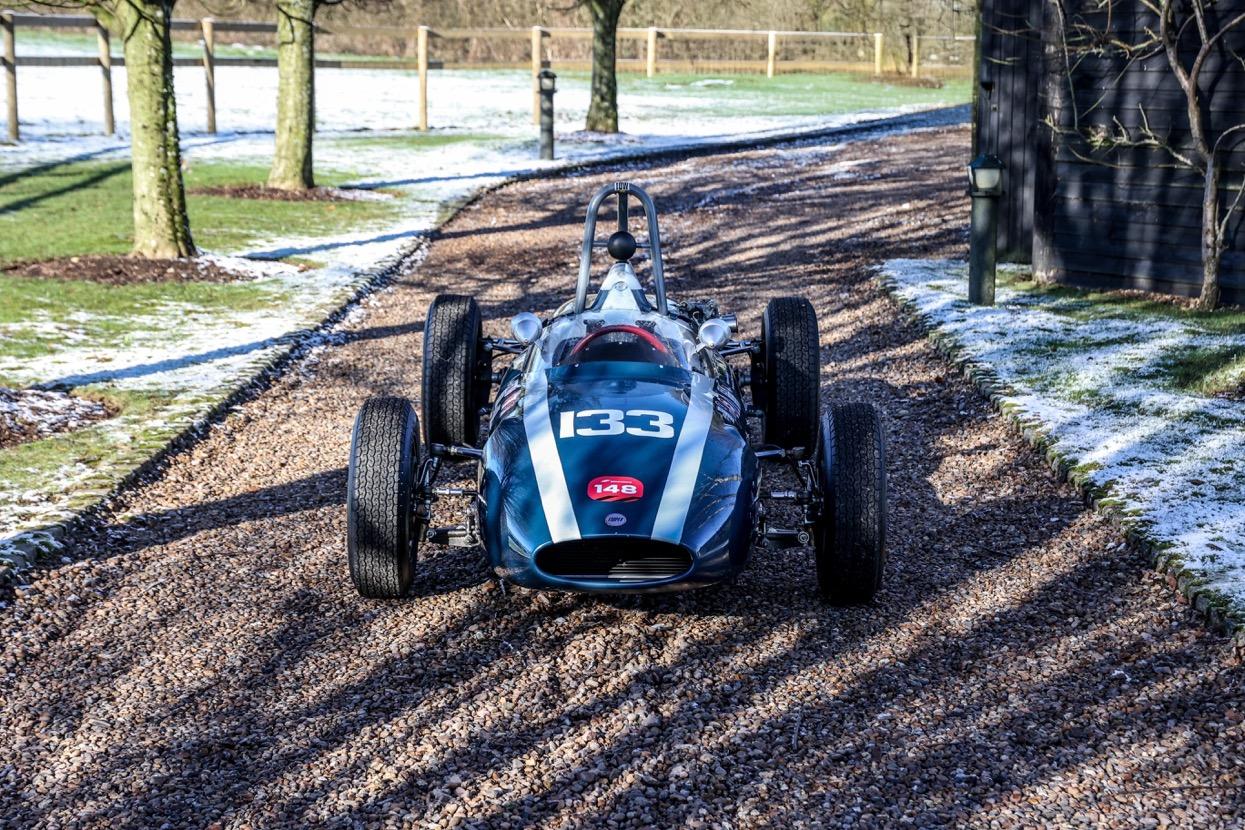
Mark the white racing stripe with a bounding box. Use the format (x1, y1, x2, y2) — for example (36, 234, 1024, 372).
(651, 372, 715, 545)
(523, 369, 581, 543)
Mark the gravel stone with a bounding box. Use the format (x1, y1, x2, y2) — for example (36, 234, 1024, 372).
(1, 127, 1243, 829)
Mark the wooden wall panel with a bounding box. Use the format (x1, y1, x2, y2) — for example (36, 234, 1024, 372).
(1025, 0, 1245, 303)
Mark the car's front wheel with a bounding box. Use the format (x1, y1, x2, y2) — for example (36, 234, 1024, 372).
(813, 403, 887, 605)
(347, 396, 423, 598)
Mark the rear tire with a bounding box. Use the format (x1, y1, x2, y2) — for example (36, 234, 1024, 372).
(814, 403, 886, 605)
(422, 294, 488, 447)
(347, 397, 422, 598)
(755, 297, 820, 456)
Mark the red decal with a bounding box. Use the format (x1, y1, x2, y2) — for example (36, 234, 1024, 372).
(587, 475, 644, 502)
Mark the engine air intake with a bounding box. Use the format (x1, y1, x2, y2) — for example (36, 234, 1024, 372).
(535, 539, 693, 582)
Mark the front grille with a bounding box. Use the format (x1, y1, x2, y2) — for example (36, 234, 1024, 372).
(535, 538, 693, 582)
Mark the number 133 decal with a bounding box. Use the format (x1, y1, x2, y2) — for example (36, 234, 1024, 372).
(558, 409, 675, 439)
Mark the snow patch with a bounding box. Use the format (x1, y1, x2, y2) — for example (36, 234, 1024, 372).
(881, 258, 1245, 612)
(0, 388, 110, 442)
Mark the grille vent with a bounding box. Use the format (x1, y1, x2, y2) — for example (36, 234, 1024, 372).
(535, 539, 693, 582)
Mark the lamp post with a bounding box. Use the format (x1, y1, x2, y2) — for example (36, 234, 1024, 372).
(538, 68, 556, 160)
(967, 153, 1004, 305)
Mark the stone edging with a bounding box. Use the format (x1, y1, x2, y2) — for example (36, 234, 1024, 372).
(875, 269, 1245, 659)
(0, 106, 969, 589)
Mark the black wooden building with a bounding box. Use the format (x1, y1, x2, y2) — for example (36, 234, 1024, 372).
(975, 0, 1245, 302)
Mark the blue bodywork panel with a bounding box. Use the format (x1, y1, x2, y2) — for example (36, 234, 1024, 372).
(479, 359, 757, 593)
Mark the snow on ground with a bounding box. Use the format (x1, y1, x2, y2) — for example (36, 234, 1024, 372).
(5, 64, 938, 143)
(1, 388, 110, 442)
(882, 258, 1245, 616)
(0, 61, 965, 550)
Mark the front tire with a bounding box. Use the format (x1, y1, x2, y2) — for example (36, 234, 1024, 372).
(347, 397, 423, 598)
(755, 297, 820, 456)
(422, 295, 487, 447)
(814, 403, 886, 605)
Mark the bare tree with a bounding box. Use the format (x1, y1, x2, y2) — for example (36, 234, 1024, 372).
(1045, 0, 1245, 308)
(583, 0, 626, 132)
(1156, 0, 1245, 308)
(31, 0, 195, 257)
(268, 0, 317, 189)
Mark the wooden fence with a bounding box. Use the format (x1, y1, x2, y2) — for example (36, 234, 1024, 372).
(0, 11, 972, 142)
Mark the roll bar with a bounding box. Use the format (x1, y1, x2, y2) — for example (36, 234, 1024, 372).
(575, 182, 668, 315)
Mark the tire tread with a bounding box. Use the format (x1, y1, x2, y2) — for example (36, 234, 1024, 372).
(347, 397, 419, 598)
(816, 402, 887, 605)
(422, 295, 483, 447)
(761, 297, 820, 454)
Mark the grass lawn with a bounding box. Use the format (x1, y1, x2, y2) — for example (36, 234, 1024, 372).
(618, 71, 971, 116)
(0, 155, 410, 540)
(326, 131, 509, 151)
(997, 270, 1245, 397)
(0, 159, 404, 264)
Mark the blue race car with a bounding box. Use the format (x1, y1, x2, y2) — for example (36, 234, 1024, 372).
(346, 182, 886, 604)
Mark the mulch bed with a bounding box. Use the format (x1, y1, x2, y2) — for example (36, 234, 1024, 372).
(188, 185, 351, 202)
(1, 255, 250, 286)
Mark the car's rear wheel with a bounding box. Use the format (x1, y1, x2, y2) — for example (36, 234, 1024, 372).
(422, 294, 489, 447)
(347, 396, 423, 598)
(754, 297, 820, 456)
(814, 403, 886, 605)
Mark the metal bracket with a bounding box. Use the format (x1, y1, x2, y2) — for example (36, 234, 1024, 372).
(759, 525, 811, 549)
(719, 339, 758, 358)
(426, 523, 481, 548)
(483, 337, 525, 356)
(430, 443, 483, 460)
(432, 487, 477, 498)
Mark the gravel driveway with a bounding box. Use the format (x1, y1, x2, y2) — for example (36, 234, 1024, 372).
(3, 126, 1244, 829)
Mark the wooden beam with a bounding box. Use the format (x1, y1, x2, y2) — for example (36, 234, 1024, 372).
(874, 32, 883, 76)
(202, 18, 216, 134)
(2, 12, 15, 142)
(417, 25, 428, 131)
(766, 31, 777, 78)
(646, 27, 658, 78)
(531, 26, 545, 125)
(97, 20, 113, 135)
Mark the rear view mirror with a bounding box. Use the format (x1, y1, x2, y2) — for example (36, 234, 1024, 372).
(697, 318, 731, 351)
(510, 312, 541, 344)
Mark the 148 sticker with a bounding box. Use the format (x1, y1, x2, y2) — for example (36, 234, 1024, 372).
(587, 475, 644, 502)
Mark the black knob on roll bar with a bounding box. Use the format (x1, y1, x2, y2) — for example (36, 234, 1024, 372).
(607, 231, 637, 261)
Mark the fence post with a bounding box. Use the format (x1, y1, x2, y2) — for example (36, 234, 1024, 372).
(417, 25, 429, 131)
(96, 21, 114, 135)
(2, 12, 16, 143)
(531, 25, 545, 125)
(766, 30, 777, 78)
(201, 18, 216, 134)
(910, 34, 920, 78)
(646, 27, 657, 77)
(873, 32, 883, 75)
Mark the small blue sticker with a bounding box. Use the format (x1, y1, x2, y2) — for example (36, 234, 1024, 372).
(605, 513, 626, 527)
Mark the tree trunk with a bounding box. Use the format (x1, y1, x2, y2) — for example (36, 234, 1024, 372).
(585, 0, 625, 133)
(268, 0, 316, 190)
(1197, 161, 1223, 309)
(118, 0, 195, 258)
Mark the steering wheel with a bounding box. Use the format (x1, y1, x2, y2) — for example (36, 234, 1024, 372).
(569, 324, 671, 358)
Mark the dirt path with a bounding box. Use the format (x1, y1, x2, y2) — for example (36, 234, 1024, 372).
(3, 126, 1243, 829)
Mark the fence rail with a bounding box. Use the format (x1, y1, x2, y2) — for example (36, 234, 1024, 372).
(0, 10, 972, 142)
